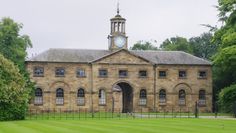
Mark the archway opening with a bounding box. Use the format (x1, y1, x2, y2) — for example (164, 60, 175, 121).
(116, 82, 133, 113)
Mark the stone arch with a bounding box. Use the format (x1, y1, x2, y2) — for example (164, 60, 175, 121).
(112, 80, 135, 92)
(173, 83, 192, 94)
(49, 81, 71, 93)
(112, 80, 133, 113)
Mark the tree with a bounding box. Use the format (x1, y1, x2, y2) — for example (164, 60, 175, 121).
(213, 45, 236, 93)
(0, 54, 29, 120)
(130, 40, 158, 50)
(189, 32, 217, 59)
(219, 84, 236, 113)
(0, 17, 32, 72)
(212, 0, 236, 95)
(0, 17, 34, 120)
(160, 36, 193, 54)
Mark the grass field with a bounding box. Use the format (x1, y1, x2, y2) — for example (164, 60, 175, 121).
(0, 118, 236, 133)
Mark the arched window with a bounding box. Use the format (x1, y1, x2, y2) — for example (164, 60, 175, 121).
(159, 89, 166, 103)
(179, 89, 186, 105)
(34, 88, 43, 105)
(139, 89, 147, 105)
(199, 90, 206, 106)
(56, 88, 64, 105)
(77, 88, 85, 105)
(99, 89, 106, 105)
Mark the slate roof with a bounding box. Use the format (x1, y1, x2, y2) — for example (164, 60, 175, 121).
(27, 48, 211, 65)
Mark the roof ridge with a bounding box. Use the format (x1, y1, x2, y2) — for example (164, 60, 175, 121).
(49, 48, 109, 51)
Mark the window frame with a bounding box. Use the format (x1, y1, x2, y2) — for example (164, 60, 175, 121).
(34, 88, 43, 105)
(179, 70, 187, 79)
(98, 69, 108, 78)
(159, 70, 167, 78)
(33, 66, 44, 77)
(139, 89, 147, 106)
(119, 69, 128, 78)
(98, 89, 106, 105)
(139, 70, 148, 78)
(178, 89, 186, 106)
(76, 68, 86, 78)
(159, 89, 166, 104)
(198, 70, 207, 79)
(199, 90, 206, 106)
(77, 88, 85, 106)
(55, 67, 65, 77)
(56, 88, 64, 105)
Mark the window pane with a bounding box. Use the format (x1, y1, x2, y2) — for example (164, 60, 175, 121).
(159, 71, 166, 77)
(35, 88, 43, 97)
(179, 90, 186, 105)
(199, 71, 207, 78)
(99, 89, 106, 105)
(77, 89, 85, 97)
(139, 70, 147, 77)
(77, 97, 85, 105)
(55, 68, 65, 76)
(139, 98, 147, 105)
(119, 70, 128, 77)
(56, 97, 64, 105)
(179, 71, 186, 78)
(34, 97, 43, 105)
(77, 69, 85, 77)
(159, 89, 166, 103)
(99, 69, 107, 77)
(34, 67, 44, 76)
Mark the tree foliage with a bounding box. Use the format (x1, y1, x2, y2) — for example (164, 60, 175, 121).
(219, 84, 236, 113)
(160, 36, 193, 54)
(0, 17, 34, 120)
(0, 17, 32, 71)
(213, 45, 236, 93)
(189, 32, 217, 59)
(213, 0, 236, 93)
(130, 40, 158, 50)
(0, 54, 29, 121)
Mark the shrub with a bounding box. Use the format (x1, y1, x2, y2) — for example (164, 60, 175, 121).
(218, 84, 236, 113)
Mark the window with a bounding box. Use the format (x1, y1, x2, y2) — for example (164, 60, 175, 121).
(159, 71, 166, 78)
(198, 71, 207, 78)
(119, 70, 128, 77)
(199, 90, 206, 106)
(77, 88, 85, 105)
(33, 67, 44, 77)
(179, 89, 186, 105)
(77, 69, 86, 77)
(179, 70, 187, 78)
(56, 88, 64, 105)
(34, 88, 43, 105)
(99, 89, 106, 105)
(55, 68, 65, 77)
(159, 89, 166, 103)
(99, 69, 107, 77)
(139, 89, 147, 105)
(139, 70, 147, 77)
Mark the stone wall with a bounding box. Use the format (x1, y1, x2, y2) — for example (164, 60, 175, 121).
(27, 60, 212, 112)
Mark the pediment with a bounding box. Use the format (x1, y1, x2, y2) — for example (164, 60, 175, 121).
(92, 49, 152, 64)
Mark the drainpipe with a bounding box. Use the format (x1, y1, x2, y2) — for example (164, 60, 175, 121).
(90, 63, 94, 113)
(153, 64, 157, 111)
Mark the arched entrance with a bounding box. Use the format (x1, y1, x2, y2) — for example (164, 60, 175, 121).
(112, 82, 133, 113)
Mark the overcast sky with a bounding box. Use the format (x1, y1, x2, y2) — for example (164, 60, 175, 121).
(0, 0, 219, 57)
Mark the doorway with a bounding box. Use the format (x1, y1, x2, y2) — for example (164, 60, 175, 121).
(117, 82, 133, 113)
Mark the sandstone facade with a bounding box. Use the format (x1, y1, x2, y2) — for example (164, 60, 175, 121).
(27, 10, 212, 113)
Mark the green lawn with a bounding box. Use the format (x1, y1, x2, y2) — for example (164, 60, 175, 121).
(0, 118, 236, 133)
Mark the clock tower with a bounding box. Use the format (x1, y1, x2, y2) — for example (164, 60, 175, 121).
(108, 4, 128, 51)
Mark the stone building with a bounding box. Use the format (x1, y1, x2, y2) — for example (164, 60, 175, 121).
(26, 9, 212, 113)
